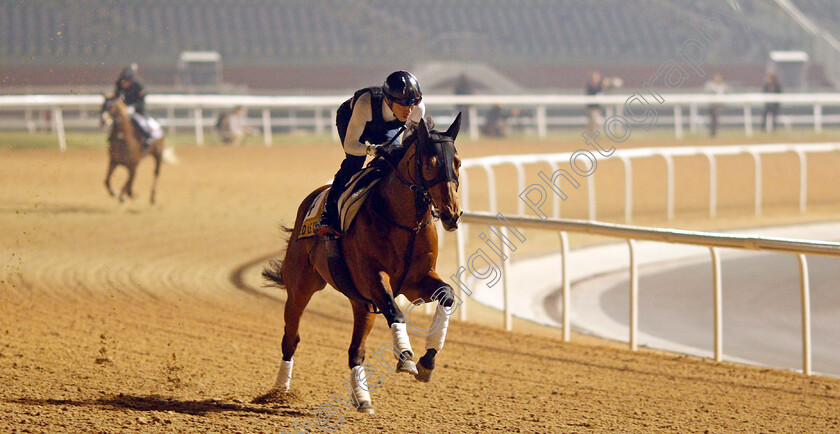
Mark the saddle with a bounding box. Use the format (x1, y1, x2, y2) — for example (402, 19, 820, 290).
(298, 166, 383, 240)
(298, 165, 386, 312)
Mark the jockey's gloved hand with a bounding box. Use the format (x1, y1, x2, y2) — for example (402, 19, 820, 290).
(365, 144, 383, 157)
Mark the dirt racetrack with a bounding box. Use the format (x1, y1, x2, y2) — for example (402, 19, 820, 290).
(2, 138, 840, 433)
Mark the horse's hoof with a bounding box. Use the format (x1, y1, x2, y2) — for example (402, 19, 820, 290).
(396, 359, 418, 375)
(415, 364, 433, 382)
(357, 401, 374, 414)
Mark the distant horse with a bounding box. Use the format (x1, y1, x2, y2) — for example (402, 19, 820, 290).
(263, 114, 463, 413)
(100, 96, 165, 204)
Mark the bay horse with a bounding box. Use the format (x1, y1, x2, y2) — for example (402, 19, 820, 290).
(100, 96, 165, 204)
(263, 114, 463, 414)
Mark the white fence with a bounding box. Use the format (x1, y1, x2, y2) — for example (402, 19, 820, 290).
(3, 93, 840, 150)
(460, 142, 840, 222)
(455, 211, 840, 376)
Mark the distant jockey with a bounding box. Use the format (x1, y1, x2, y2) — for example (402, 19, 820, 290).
(114, 64, 163, 148)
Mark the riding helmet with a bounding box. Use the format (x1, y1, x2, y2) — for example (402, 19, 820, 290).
(118, 67, 136, 82)
(383, 71, 422, 106)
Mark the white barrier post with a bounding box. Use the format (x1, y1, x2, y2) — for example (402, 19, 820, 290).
(621, 157, 632, 223)
(750, 151, 762, 216)
(689, 103, 698, 133)
(674, 105, 684, 139)
(502, 227, 512, 331)
(262, 108, 272, 146)
(744, 104, 753, 137)
(705, 153, 718, 218)
(194, 108, 204, 146)
(814, 104, 823, 133)
(662, 154, 675, 220)
(468, 105, 479, 141)
(536, 105, 547, 139)
(797, 254, 812, 376)
(53, 107, 67, 151)
(455, 226, 468, 322)
(628, 239, 638, 351)
(560, 231, 570, 342)
(586, 174, 596, 220)
(796, 149, 807, 213)
(711, 247, 723, 362)
(167, 106, 176, 135)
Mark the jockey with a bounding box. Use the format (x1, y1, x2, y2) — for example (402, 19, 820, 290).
(315, 70, 426, 237)
(114, 65, 162, 148)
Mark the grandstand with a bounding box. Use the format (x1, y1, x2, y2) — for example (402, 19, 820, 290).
(0, 0, 835, 92)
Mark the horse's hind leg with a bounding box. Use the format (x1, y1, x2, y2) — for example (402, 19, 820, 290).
(272, 242, 325, 392)
(120, 164, 137, 202)
(149, 152, 162, 204)
(104, 160, 117, 197)
(346, 300, 377, 413)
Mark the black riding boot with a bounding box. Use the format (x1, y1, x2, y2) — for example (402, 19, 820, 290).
(316, 154, 366, 237)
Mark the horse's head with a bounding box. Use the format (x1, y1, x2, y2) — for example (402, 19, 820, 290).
(100, 94, 128, 129)
(409, 113, 463, 231)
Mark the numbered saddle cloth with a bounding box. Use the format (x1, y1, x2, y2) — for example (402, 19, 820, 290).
(298, 166, 383, 239)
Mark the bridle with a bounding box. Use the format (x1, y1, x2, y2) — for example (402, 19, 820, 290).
(372, 127, 459, 306)
(380, 129, 459, 228)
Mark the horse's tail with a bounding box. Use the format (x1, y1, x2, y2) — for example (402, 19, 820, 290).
(262, 226, 294, 289)
(162, 146, 179, 165)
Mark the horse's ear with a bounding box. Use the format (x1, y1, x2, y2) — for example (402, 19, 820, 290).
(418, 117, 430, 144)
(446, 112, 462, 141)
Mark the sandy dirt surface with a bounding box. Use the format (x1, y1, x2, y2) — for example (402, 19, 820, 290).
(2, 138, 840, 433)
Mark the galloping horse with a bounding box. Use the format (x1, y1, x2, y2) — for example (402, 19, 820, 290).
(100, 96, 165, 204)
(263, 114, 463, 413)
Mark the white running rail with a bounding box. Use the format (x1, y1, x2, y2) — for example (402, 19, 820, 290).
(460, 143, 840, 222)
(455, 211, 840, 375)
(4, 93, 840, 150)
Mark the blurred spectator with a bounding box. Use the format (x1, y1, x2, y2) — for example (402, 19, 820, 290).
(481, 104, 520, 138)
(761, 73, 782, 133)
(584, 71, 616, 133)
(704, 73, 728, 138)
(216, 106, 254, 145)
(453, 73, 472, 128)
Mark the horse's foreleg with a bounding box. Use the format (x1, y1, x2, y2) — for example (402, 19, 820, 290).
(369, 272, 417, 375)
(104, 160, 117, 197)
(149, 154, 162, 205)
(346, 300, 377, 413)
(409, 274, 459, 382)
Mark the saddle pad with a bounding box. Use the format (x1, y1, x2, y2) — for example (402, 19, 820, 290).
(298, 167, 382, 239)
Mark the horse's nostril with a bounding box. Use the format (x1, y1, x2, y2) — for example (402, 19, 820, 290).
(459, 211, 464, 216)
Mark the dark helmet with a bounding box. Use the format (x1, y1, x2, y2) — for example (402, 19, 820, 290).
(383, 71, 422, 106)
(118, 66, 137, 83)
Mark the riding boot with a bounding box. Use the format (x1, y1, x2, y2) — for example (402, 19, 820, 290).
(315, 189, 341, 237)
(315, 154, 365, 237)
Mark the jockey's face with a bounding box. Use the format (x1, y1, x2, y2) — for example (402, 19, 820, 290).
(386, 97, 416, 122)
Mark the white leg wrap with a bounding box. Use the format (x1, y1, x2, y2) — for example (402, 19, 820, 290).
(390, 322, 413, 358)
(274, 359, 293, 391)
(425, 304, 453, 352)
(350, 365, 372, 403)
